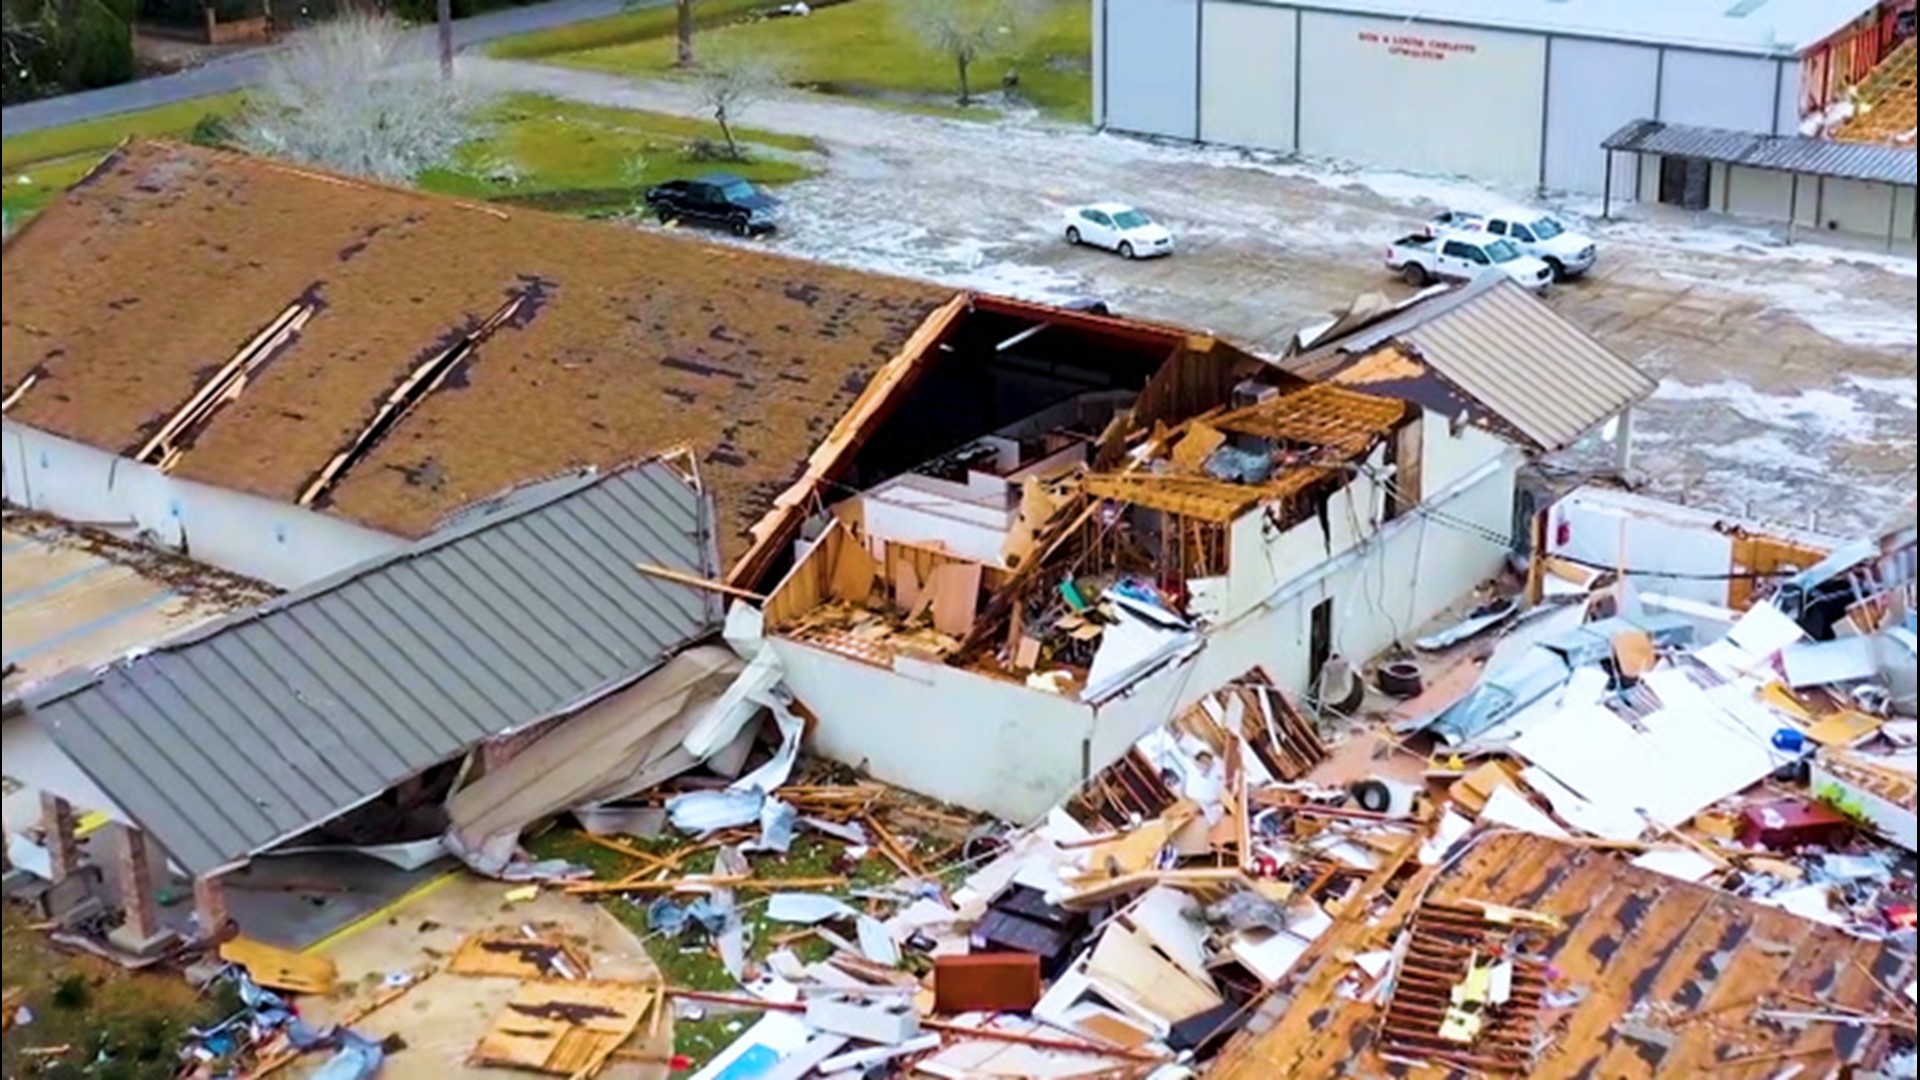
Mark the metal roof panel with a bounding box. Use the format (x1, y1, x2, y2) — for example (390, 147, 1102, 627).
(30, 460, 723, 876)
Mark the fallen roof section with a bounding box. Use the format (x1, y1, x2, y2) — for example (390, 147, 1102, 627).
(1210, 830, 1918, 1078)
(1604, 117, 1920, 186)
(3, 515, 275, 711)
(0, 141, 951, 564)
(1287, 276, 1656, 452)
(27, 458, 725, 876)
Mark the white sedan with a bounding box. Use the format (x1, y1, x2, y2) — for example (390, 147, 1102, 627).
(1063, 203, 1174, 259)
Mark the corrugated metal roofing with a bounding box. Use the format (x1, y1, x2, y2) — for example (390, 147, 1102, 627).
(1289, 277, 1657, 451)
(28, 459, 723, 876)
(1604, 118, 1919, 185)
(1251, 0, 1873, 55)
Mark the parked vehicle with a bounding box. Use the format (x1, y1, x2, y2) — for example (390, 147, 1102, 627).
(1386, 232, 1553, 292)
(1425, 208, 1597, 279)
(645, 173, 780, 235)
(1062, 202, 1174, 259)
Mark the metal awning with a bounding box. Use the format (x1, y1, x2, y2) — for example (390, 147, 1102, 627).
(1602, 119, 1918, 187)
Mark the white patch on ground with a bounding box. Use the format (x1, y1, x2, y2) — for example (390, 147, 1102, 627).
(1657, 270, 1917, 350)
(1846, 374, 1920, 409)
(1651, 378, 1877, 442)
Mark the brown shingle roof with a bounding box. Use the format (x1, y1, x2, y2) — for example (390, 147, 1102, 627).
(1, 141, 951, 561)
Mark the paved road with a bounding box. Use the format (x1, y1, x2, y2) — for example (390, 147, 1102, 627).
(0, 0, 653, 135)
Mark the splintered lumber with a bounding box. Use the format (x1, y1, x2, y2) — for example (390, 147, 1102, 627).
(922, 1018, 1168, 1064)
(563, 875, 847, 896)
(865, 814, 929, 879)
(633, 562, 767, 602)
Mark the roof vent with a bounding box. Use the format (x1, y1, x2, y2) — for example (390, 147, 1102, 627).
(1724, 0, 1771, 18)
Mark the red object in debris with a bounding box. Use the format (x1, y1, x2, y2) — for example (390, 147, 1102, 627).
(1885, 904, 1917, 931)
(1737, 798, 1853, 850)
(934, 953, 1043, 1014)
(668, 1055, 692, 1070)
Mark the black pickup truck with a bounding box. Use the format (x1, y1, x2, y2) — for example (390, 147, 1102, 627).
(644, 173, 781, 236)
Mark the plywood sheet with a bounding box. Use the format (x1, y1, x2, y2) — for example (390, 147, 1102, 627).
(448, 932, 593, 980)
(927, 562, 984, 637)
(1086, 924, 1224, 1025)
(220, 936, 339, 995)
(471, 980, 657, 1075)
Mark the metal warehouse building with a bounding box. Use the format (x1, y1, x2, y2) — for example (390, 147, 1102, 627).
(1091, 0, 1913, 196)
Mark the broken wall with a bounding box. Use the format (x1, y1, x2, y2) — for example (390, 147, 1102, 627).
(1089, 447, 1517, 768)
(773, 440, 1516, 825)
(1545, 485, 1839, 609)
(766, 640, 1099, 822)
(3, 421, 404, 589)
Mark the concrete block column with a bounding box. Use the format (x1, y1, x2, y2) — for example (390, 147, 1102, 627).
(108, 824, 172, 955)
(193, 873, 232, 942)
(40, 792, 80, 883)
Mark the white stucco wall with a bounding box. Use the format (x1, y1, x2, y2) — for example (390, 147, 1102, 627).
(768, 642, 1099, 822)
(3, 421, 404, 589)
(2, 715, 128, 834)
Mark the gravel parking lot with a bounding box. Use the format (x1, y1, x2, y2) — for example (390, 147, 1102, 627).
(477, 58, 1918, 536)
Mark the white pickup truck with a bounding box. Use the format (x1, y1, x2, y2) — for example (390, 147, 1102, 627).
(1425, 208, 1597, 279)
(1385, 232, 1554, 293)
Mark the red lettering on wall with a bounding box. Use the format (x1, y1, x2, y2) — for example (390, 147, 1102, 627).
(1356, 29, 1479, 61)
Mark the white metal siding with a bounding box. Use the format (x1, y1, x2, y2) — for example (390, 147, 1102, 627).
(1774, 59, 1801, 135)
(1817, 177, 1907, 237)
(1103, 0, 1200, 139)
(1297, 10, 1547, 186)
(1659, 49, 1778, 131)
(1543, 37, 1659, 194)
(1199, 0, 1297, 151)
(1726, 164, 1797, 221)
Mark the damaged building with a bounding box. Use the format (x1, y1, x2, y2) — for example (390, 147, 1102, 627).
(3, 140, 1656, 828)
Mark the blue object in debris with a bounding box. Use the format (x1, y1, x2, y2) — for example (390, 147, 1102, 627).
(1771, 727, 1807, 753)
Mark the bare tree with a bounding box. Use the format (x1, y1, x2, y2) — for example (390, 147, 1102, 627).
(899, 0, 1037, 106)
(437, 0, 453, 78)
(693, 44, 784, 160)
(235, 13, 491, 183)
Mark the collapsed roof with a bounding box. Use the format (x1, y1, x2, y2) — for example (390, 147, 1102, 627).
(0, 141, 950, 564)
(1286, 276, 1656, 453)
(1210, 831, 1917, 1078)
(26, 458, 723, 876)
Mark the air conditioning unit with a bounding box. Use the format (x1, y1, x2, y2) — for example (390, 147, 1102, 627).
(1231, 379, 1281, 410)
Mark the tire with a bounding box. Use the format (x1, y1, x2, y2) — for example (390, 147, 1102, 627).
(1118, 241, 1135, 260)
(1376, 660, 1424, 699)
(730, 214, 751, 237)
(1400, 262, 1429, 287)
(1544, 257, 1566, 281)
(1065, 226, 1081, 245)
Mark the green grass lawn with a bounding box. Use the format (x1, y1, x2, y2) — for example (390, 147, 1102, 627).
(422, 92, 817, 215)
(523, 0, 1093, 122)
(526, 827, 906, 1072)
(3, 90, 816, 227)
(2, 910, 232, 1080)
(486, 0, 769, 61)
(2, 92, 245, 226)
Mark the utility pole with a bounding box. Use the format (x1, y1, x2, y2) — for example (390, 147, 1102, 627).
(438, 0, 454, 78)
